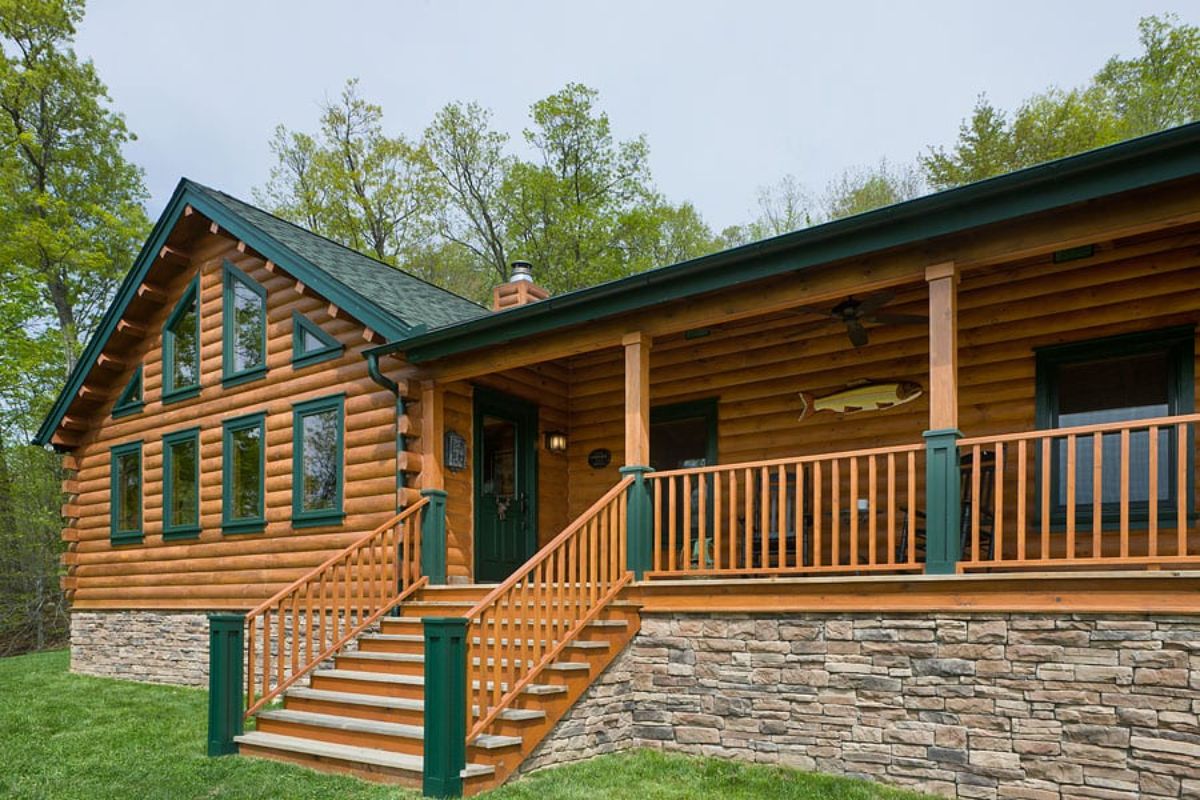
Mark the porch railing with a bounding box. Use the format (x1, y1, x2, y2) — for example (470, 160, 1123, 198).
(464, 476, 633, 739)
(958, 413, 1200, 571)
(244, 498, 429, 717)
(645, 444, 926, 578)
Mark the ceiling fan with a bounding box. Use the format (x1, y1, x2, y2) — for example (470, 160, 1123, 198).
(793, 290, 927, 348)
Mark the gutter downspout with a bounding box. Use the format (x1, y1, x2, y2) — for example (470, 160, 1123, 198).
(366, 350, 406, 510)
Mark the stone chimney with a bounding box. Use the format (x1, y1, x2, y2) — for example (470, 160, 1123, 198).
(492, 260, 550, 311)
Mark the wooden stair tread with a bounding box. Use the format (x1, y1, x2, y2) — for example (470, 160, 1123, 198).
(257, 709, 423, 740)
(286, 687, 545, 722)
(313, 668, 423, 686)
(235, 731, 495, 778)
(338, 651, 423, 663)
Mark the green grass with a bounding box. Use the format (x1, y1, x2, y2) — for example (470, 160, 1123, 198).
(0, 650, 932, 800)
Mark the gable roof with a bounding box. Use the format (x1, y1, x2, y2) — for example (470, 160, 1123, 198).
(33, 178, 486, 447)
(372, 120, 1200, 366)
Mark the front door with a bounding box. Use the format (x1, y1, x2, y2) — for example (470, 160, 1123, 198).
(474, 389, 538, 583)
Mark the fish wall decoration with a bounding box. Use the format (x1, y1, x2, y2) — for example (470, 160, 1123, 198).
(798, 380, 923, 420)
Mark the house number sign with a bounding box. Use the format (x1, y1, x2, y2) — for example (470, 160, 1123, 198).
(587, 448, 612, 469)
(444, 430, 467, 472)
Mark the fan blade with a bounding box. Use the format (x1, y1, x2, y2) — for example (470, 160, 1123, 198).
(866, 312, 928, 326)
(793, 305, 838, 319)
(854, 290, 896, 316)
(846, 320, 869, 347)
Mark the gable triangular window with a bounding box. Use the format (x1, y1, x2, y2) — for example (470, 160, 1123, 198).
(292, 311, 343, 368)
(163, 276, 201, 404)
(112, 365, 144, 419)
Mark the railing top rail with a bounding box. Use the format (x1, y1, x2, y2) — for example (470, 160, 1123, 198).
(958, 412, 1200, 447)
(646, 443, 926, 480)
(464, 476, 633, 618)
(245, 496, 429, 619)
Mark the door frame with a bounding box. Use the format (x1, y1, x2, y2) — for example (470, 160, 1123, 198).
(472, 386, 539, 582)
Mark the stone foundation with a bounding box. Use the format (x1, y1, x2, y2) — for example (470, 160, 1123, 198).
(70, 610, 213, 686)
(528, 613, 1200, 799)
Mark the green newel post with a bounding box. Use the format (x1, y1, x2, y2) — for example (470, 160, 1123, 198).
(207, 613, 244, 756)
(420, 489, 448, 585)
(423, 617, 468, 798)
(923, 429, 962, 575)
(620, 465, 654, 579)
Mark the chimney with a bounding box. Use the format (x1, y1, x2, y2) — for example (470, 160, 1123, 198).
(492, 260, 550, 311)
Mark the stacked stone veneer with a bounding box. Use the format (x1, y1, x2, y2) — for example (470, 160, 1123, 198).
(526, 613, 1200, 799)
(71, 611, 212, 686)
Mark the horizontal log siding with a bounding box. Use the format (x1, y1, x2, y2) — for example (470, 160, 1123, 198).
(67, 233, 403, 609)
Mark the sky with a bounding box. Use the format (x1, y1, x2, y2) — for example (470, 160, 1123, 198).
(77, 1, 1199, 232)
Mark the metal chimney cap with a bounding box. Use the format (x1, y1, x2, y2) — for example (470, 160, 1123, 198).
(509, 260, 533, 282)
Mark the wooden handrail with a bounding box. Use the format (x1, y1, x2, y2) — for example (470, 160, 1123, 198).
(647, 443, 925, 479)
(244, 498, 428, 717)
(958, 412, 1200, 446)
(465, 476, 633, 740)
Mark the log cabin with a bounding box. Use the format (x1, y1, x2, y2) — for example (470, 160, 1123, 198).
(34, 123, 1200, 799)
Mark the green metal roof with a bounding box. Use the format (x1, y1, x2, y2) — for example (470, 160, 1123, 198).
(34, 179, 485, 447)
(373, 121, 1200, 366)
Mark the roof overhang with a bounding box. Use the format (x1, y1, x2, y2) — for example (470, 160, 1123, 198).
(371, 121, 1200, 366)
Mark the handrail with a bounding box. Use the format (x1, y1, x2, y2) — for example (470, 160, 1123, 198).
(958, 412, 1200, 447)
(465, 476, 634, 739)
(244, 498, 429, 717)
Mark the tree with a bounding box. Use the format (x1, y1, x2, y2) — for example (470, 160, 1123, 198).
(823, 159, 923, 220)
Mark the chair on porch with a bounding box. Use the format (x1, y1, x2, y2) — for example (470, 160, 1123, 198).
(896, 449, 996, 563)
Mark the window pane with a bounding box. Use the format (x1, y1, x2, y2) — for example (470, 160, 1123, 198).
(232, 280, 264, 372)
(481, 416, 516, 497)
(301, 409, 339, 512)
(172, 299, 199, 388)
(169, 438, 198, 527)
(230, 425, 262, 520)
(300, 328, 325, 354)
(650, 416, 711, 471)
(117, 451, 140, 532)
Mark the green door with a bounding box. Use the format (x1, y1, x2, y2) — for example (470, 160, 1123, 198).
(474, 389, 538, 583)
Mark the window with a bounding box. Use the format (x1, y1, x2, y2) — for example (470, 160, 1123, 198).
(222, 261, 267, 386)
(112, 366, 144, 418)
(163, 277, 201, 403)
(163, 427, 201, 540)
(110, 441, 143, 544)
(292, 395, 345, 527)
(650, 399, 718, 471)
(291, 311, 342, 368)
(222, 412, 266, 534)
(1036, 327, 1194, 524)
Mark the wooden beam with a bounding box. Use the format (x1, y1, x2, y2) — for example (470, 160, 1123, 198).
(158, 245, 189, 268)
(61, 416, 87, 432)
(136, 283, 167, 304)
(623, 332, 651, 466)
(96, 353, 125, 372)
(419, 380, 444, 491)
(76, 384, 103, 402)
(926, 262, 958, 431)
(116, 319, 146, 338)
(327, 303, 341, 319)
(51, 431, 80, 449)
(263, 260, 278, 274)
(237, 240, 247, 253)
(362, 327, 385, 345)
(183, 205, 194, 217)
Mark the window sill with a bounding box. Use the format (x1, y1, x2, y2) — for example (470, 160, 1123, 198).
(163, 527, 201, 541)
(162, 386, 201, 405)
(292, 347, 342, 370)
(112, 402, 144, 419)
(293, 511, 346, 529)
(110, 533, 143, 546)
(222, 367, 268, 389)
(222, 520, 265, 535)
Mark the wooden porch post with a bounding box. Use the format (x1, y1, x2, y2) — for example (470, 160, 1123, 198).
(924, 263, 962, 575)
(621, 332, 654, 579)
(419, 380, 449, 584)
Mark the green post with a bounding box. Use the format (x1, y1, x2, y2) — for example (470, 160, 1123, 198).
(420, 489, 448, 585)
(620, 465, 654, 579)
(923, 429, 962, 575)
(207, 613, 244, 756)
(423, 617, 468, 798)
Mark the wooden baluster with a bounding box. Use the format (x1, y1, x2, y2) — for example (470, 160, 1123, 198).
(714, 470, 724, 571)
(971, 444, 981, 563)
(276, 604, 285, 692)
(681, 473, 692, 572)
(246, 614, 256, 707)
(744, 468, 753, 571)
(1178, 424, 1188, 558)
(907, 451, 916, 565)
(886, 454, 896, 566)
(412, 517, 422, 588)
(1149, 425, 1159, 557)
(813, 461, 824, 568)
(1041, 438, 1051, 561)
(849, 457, 859, 567)
(759, 467, 770, 570)
(868, 456, 877, 568)
(794, 463, 804, 569)
(1016, 439, 1027, 563)
(1066, 434, 1077, 560)
(653, 479, 662, 572)
(1092, 433, 1103, 559)
(1120, 429, 1130, 558)
(619, 491, 628, 577)
(699, 471, 709, 571)
(776, 464, 787, 569)
(591, 513, 600, 603)
(994, 442, 1004, 563)
(598, 505, 609, 598)
(831, 460, 841, 568)
(668, 478, 678, 572)
(728, 471, 738, 570)
(290, 594, 300, 678)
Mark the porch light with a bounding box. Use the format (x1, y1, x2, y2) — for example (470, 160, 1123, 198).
(544, 431, 568, 453)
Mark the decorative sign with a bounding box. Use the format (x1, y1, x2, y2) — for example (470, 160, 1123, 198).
(444, 430, 467, 472)
(587, 448, 612, 469)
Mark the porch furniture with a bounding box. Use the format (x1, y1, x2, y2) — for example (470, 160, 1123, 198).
(895, 449, 996, 563)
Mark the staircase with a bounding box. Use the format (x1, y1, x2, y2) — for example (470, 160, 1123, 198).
(235, 582, 641, 794)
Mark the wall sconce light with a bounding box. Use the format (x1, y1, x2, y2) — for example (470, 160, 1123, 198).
(544, 430, 568, 453)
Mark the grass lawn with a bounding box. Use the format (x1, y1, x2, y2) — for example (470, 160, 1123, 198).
(0, 649, 932, 800)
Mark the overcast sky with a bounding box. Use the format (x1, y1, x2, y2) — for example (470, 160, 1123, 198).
(77, 1, 1197, 231)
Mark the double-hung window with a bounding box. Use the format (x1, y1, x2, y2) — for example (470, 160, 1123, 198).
(1035, 327, 1195, 526)
(110, 441, 143, 544)
(163, 427, 201, 540)
(222, 261, 267, 386)
(292, 395, 345, 527)
(163, 277, 201, 403)
(222, 412, 266, 534)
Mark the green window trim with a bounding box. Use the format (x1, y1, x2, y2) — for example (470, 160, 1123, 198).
(112, 365, 145, 419)
(110, 440, 143, 545)
(222, 260, 268, 387)
(163, 276, 201, 404)
(292, 394, 346, 528)
(291, 311, 343, 369)
(221, 411, 266, 535)
(1035, 325, 1195, 529)
(163, 426, 201, 540)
